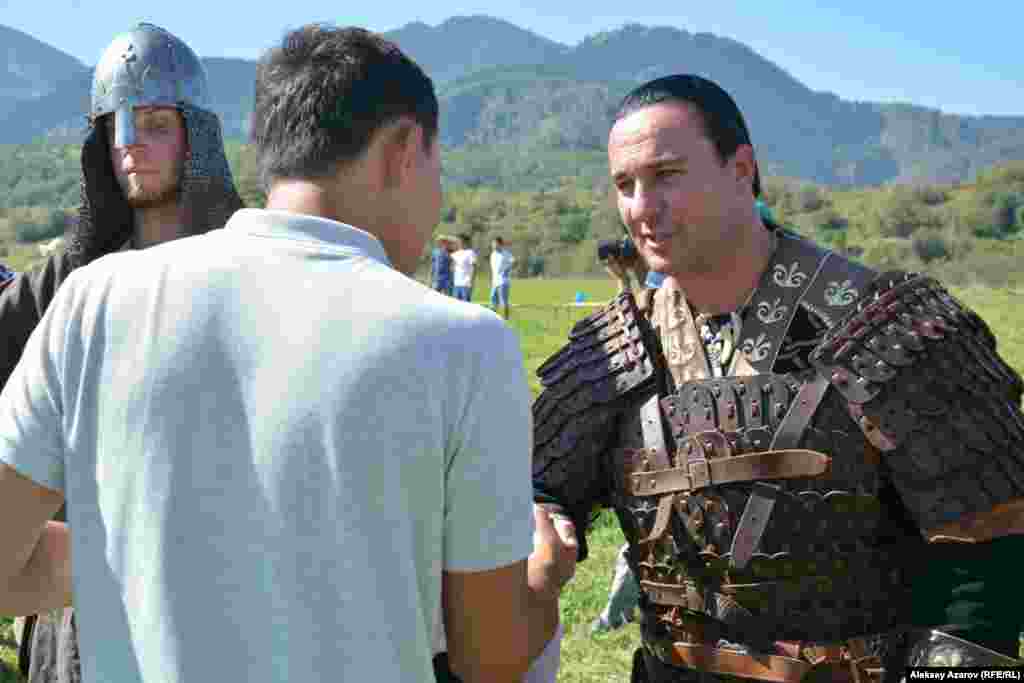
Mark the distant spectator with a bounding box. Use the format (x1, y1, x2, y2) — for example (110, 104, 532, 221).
(430, 235, 453, 295)
(489, 236, 515, 319)
(451, 233, 477, 302)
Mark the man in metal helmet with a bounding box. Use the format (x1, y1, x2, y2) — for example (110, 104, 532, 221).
(4, 22, 243, 683)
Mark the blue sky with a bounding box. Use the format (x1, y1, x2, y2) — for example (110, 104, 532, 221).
(3, 0, 1022, 116)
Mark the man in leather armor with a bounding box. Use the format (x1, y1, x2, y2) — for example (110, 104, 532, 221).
(532, 74, 1024, 683)
(3, 23, 243, 683)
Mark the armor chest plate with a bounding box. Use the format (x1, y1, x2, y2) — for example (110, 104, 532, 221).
(611, 372, 921, 644)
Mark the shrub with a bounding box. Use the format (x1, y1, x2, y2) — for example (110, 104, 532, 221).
(14, 209, 66, 243)
(912, 232, 951, 263)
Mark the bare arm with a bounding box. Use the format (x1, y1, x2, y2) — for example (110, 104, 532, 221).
(443, 507, 576, 683)
(0, 463, 70, 616)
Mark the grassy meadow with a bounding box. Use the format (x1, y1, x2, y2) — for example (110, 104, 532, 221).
(2, 275, 1023, 681)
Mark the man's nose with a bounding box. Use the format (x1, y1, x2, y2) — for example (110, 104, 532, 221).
(117, 145, 144, 170)
(630, 184, 661, 227)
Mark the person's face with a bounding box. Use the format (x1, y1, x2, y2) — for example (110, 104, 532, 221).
(608, 101, 754, 277)
(106, 106, 188, 209)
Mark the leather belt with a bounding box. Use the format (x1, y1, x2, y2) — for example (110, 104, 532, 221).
(653, 640, 884, 683)
(626, 449, 830, 497)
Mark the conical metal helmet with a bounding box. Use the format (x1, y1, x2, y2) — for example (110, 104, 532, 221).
(91, 22, 210, 147)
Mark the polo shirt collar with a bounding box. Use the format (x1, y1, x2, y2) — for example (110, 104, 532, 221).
(224, 208, 392, 268)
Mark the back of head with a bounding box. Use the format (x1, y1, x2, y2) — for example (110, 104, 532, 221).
(615, 74, 761, 198)
(69, 23, 244, 268)
(251, 24, 438, 189)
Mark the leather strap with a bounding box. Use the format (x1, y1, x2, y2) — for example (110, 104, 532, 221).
(635, 392, 676, 548)
(639, 493, 680, 546)
(639, 393, 672, 470)
(770, 375, 832, 450)
(659, 641, 883, 683)
(729, 482, 781, 570)
(666, 643, 811, 683)
(626, 449, 830, 496)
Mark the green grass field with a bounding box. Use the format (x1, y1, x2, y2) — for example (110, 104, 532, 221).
(2, 276, 1022, 682)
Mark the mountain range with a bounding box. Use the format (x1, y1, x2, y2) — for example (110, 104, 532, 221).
(3, 16, 1023, 187)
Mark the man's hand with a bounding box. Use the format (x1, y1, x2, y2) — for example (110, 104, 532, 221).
(442, 507, 578, 682)
(528, 505, 577, 600)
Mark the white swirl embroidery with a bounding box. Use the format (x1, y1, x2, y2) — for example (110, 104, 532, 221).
(740, 333, 772, 362)
(772, 262, 808, 288)
(823, 279, 858, 307)
(756, 298, 788, 324)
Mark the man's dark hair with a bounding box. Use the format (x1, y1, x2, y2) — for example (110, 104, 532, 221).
(493, 236, 504, 246)
(615, 74, 761, 197)
(251, 24, 439, 187)
(458, 233, 472, 245)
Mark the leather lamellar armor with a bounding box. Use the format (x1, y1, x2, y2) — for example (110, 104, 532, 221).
(809, 271, 1024, 533)
(534, 240, 1024, 678)
(532, 292, 659, 561)
(534, 289, 921, 647)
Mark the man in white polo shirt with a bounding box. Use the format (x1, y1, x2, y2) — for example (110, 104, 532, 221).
(0, 24, 575, 683)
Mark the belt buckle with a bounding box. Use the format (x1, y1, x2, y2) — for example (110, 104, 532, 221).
(688, 459, 711, 489)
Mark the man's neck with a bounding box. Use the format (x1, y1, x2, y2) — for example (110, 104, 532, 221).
(264, 180, 380, 234)
(132, 202, 188, 249)
(665, 216, 776, 317)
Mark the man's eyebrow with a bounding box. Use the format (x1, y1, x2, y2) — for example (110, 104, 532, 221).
(649, 156, 688, 167)
(612, 156, 688, 181)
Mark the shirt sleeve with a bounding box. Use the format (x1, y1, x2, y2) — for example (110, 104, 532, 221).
(0, 266, 79, 493)
(443, 316, 535, 572)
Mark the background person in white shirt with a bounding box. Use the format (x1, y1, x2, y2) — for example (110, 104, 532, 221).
(489, 236, 516, 319)
(451, 233, 477, 301)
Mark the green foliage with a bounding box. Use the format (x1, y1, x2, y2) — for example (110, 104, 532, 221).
(912, 231, 952, 263)
(14, 208, 66, 243)
(860, 238, 917, 271)
(872, 188, 942, 238)
(912, 185, 949, 206)
(527, 255, 546, 276)
(558, 210, 591, 243)
(4, 137, 1024, 287)
(0, 142, 81, 209)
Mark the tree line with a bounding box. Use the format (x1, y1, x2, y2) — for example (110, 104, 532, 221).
(2, 141, 1022, 287)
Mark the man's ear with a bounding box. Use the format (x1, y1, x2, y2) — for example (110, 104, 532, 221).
(381, 120, 420, 190)
(731, 143, 757, 194)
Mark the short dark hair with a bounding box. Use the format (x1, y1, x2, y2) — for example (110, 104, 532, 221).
(615, 75, 761, 197)
(251, 24, 438, 186)
(493, 236, 504, 245)
(458, 233, 471, 244)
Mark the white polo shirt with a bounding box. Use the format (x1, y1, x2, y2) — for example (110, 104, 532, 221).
(0, 209, 535, 683)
